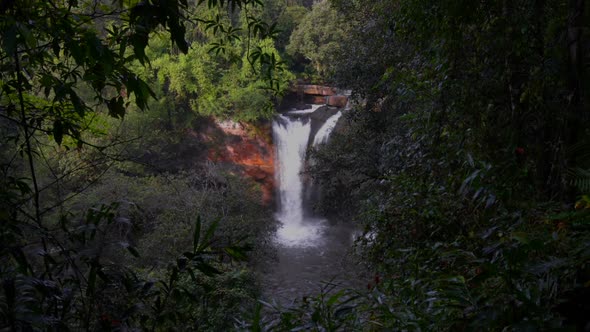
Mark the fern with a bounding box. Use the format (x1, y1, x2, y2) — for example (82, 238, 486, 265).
(569, 167, 590, 193)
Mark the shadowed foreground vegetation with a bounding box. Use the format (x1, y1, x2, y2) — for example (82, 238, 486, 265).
(1, 0, 590, 330)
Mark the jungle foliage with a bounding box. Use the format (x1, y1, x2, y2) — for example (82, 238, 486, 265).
(286, 0, 348, 79)
(293, 0, 590, 330)
(3, 0, 590, 330)
(0, 0, 288, 330)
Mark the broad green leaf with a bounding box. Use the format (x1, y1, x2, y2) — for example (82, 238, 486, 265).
(195, 262, 221, 276)
(197, 217, 220, 252)
(193, 215, 202, 253)
(52, 120, 64, 145)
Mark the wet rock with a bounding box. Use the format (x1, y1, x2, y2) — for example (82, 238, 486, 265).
(303, 95, 327, 104)
(326, 95, 348, 107)
(308, 106, 340, 148)
(301, 85, 337, 96)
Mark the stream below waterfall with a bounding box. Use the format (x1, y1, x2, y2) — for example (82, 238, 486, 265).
(260, 104, 360, 305)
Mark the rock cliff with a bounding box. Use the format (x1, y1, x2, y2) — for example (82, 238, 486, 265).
(204, 119, 275, 205)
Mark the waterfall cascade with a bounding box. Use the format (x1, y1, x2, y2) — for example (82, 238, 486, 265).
(264, 104, 357, 303)
(272, 105, 341, 247)
(313, 111, 342, 146)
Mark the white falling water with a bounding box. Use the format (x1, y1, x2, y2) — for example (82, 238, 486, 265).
(313, 111, 342, 146)
(273, 114, 323, 247)
(273, 104, 340, 247)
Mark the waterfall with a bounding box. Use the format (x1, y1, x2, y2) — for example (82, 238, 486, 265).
(272, 105, 340, 247)
(265, 104, 356, 303)
(313, 111, 342, 146)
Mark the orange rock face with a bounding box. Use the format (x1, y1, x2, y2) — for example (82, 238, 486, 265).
(286, 83, 347, 108)
(302, 85, 337, 96)
(206, 120, 275, 205)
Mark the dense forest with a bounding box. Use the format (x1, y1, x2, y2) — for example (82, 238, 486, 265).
(1, 0, 590, 330)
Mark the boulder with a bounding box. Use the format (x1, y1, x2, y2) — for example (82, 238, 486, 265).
(326, 95, 348, 107)
(308, 106, 340, 144)
(309, 105, 337, 123)
(302, 85, 337, 96)
(303, 95, 327, 104)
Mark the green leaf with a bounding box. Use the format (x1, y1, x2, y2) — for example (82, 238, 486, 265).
(107, 96, 125, 119)
(69, 92, 86, 117)
(17, 23, 36, 49)
(193, 215, 201, 253)
(224, 246, 248, 261)
(197, 217, 220, 252)
(168, 16, 188, 53)
(169, 266, 179, 286)
(187, 268, 198, 283)
(195, 262, 221, 276)
(251, 302, 262, 332)
(67, 39, 85, 64)
(327, 290, 344, 307)
(52, 120, 64, 145)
